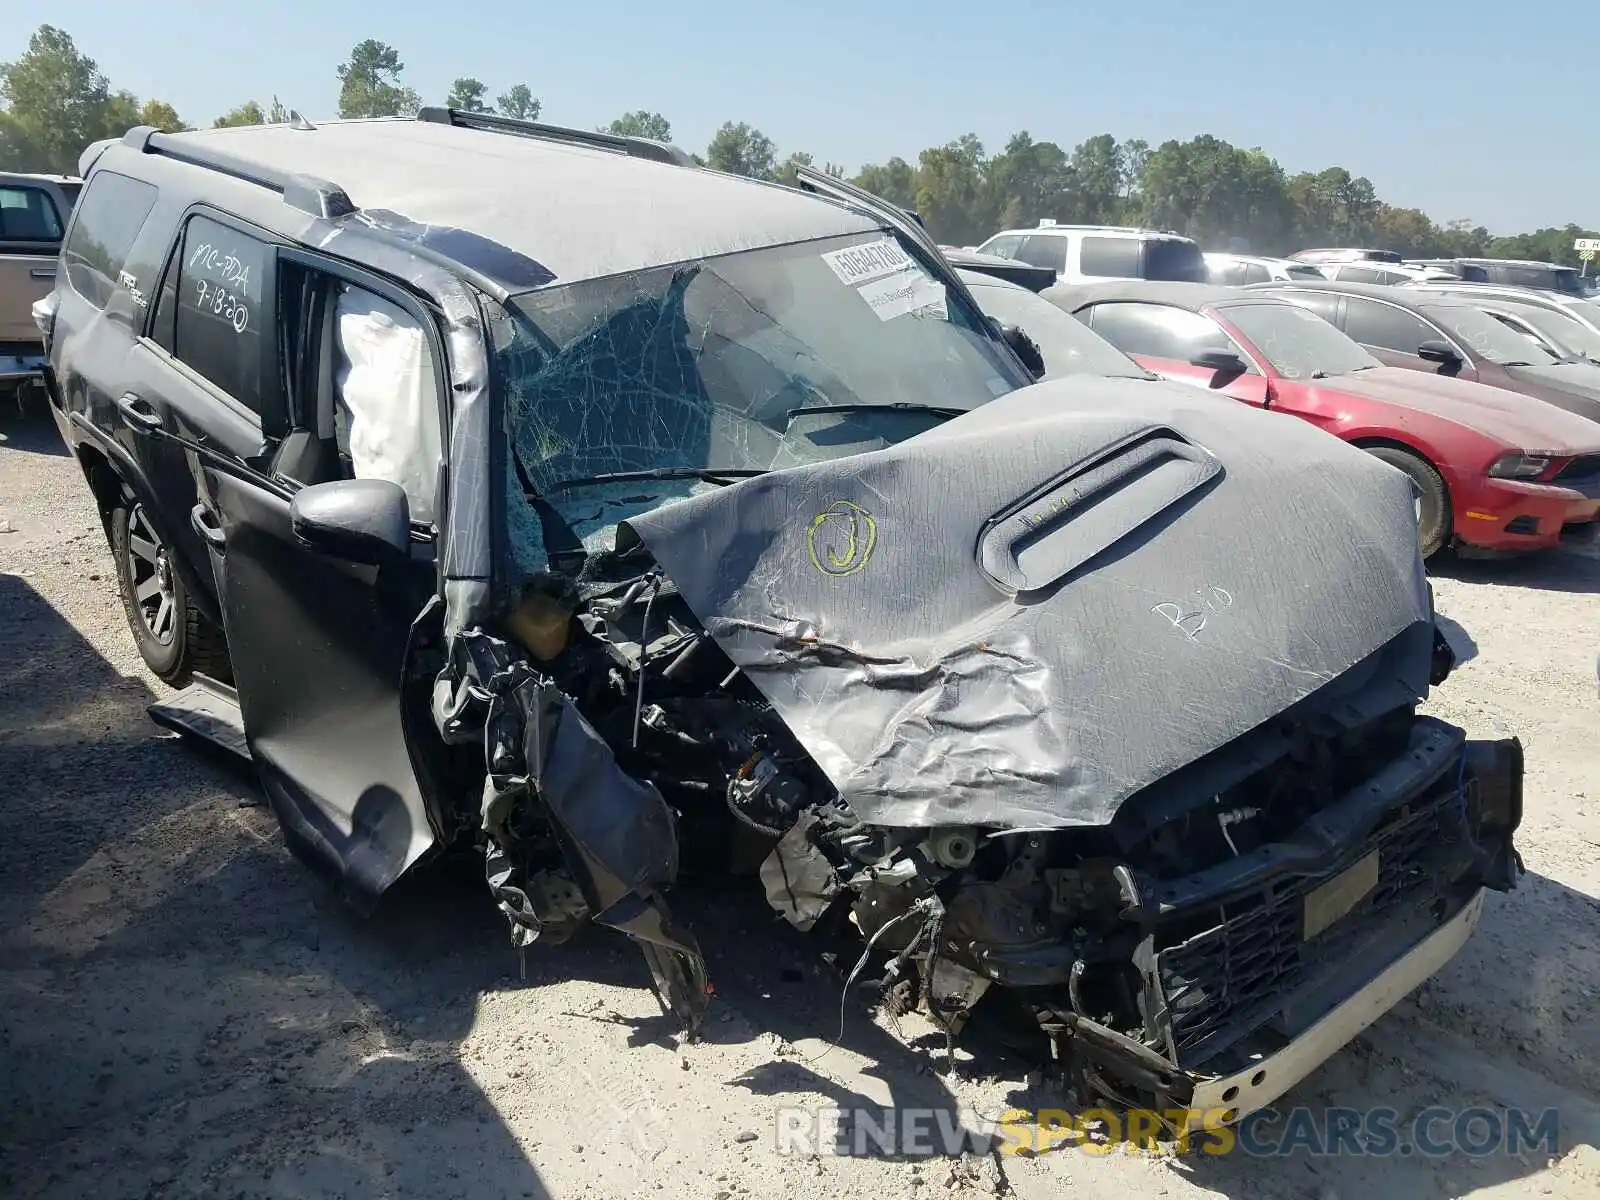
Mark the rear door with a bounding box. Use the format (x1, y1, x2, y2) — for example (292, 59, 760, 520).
(140, 212, 446, 895)
(1081, 300, 1271, 405)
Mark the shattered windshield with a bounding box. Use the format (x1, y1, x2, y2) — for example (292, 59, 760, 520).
(1218, 301, 1381, 379)
(498, 232, 1029, 515)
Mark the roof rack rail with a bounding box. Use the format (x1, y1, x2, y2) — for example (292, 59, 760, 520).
(123, 126, 356, 219)
(416, 106, 697, 167)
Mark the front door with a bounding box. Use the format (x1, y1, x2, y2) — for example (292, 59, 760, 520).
(1338, 296, 1480, 381)
(142, 208, 446, 896)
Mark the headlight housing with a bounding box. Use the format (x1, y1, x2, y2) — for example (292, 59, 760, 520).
(1487, 452, 1553, 480)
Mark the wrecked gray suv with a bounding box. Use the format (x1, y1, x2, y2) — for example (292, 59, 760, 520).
(39, 110, 1523, 1128)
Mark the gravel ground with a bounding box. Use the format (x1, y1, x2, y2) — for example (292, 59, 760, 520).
(2, 400, 1599, 1200)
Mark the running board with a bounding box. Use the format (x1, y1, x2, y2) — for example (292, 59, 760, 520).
(147, 672, 250, 762)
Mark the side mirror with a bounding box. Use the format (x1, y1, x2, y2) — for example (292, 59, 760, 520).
(290, 478, 411, 564)
(1191, 348, 1247, 373)
(999, 323, 1046, 379)
(1416, 340, 1462, 366)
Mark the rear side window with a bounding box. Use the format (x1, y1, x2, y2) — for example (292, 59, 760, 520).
(1458, 264, 1490, 282)
(1014, 234, 1067, 271)
(62, 171, 159, 309)
(1087, 301, 1233, 361)
(1079, 237, 1142, 278)
(0, 184, 63, 241)
(1341, 297, 1440, 356)
(162, 215, 274, 413)
(1240, 263, 1271, 284)
(1142, 237, 1207, 282)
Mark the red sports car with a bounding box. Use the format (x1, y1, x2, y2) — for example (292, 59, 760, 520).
(1047, 281, 1600, 557)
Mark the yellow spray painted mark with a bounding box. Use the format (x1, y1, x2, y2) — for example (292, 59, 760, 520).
(807, 500, 878, 577)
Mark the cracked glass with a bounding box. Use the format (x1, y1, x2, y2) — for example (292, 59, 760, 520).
(495, 231, 1030, 559)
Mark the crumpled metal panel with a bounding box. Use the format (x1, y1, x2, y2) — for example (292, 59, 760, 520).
(621, 376, 1433, 831)
(431, 626, 709, 1027)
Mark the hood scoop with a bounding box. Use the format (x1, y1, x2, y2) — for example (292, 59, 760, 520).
(620, 379, 1432, 832)
(978, 428, 1220, 596)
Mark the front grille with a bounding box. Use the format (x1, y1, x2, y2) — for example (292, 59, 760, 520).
(1555, 455, 1600, 483)
(1156, 780, 1466, 1067)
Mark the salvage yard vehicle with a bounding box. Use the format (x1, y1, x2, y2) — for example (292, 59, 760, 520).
(1315, 261, 1458, 285)
(1051, 281, 1600, 557)
(1203, 253, 1325, 284)
(1290, 247, 1403, 265)
(1462, 295, 1600, 366)
(941, 247, 1056, 292)
(957, 268, 1156, 381)
(1404, 280, 1600, 339)
(39, 111, 1526, 1129)
(1256, 280, 1600, 427)
(1405, 257, 1594, 297)
(973, 220, 1208, 284)
(1, 171, 80, 405)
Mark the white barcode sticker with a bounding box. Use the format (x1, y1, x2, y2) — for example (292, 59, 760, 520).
(821, 238, 915, 286)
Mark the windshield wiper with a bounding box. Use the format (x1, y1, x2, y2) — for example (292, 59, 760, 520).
(784, 401, 970, 423)
(545, 467, 767, 493)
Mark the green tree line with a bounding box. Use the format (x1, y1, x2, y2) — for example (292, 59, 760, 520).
(4, 25, 1594, 266)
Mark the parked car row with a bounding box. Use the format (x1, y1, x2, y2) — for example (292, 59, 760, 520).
(944, 220, 1600, 562)
(957, 217, 1599, 307)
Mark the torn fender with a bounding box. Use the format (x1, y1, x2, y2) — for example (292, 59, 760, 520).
(436, 627, 709, 1031)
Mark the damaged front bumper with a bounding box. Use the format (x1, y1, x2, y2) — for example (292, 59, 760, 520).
(1018, 719, 1523, 1124)
(1182, 885, 1485, 1130)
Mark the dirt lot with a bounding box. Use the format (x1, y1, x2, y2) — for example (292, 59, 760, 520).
(3, 400, 1600, 1200)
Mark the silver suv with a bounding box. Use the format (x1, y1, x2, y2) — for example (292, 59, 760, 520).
(974, 220, 1206, 283)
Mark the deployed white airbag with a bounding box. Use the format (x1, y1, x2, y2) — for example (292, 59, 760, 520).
(333, 284, 443, 524)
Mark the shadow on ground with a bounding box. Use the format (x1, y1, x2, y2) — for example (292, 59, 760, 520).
(1435, 543, 1600, 596)
(0, 395, 70, 458)
(0, 573, 550, 1199)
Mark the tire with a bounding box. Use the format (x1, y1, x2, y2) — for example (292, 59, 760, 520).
(109, 500, 232, 686)
(1363, 446, 1451, 559)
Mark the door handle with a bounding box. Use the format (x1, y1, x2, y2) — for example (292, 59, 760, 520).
(190, 504, 226, 549)
(29, 266, 56, 280)
(116, 392, 163, 433)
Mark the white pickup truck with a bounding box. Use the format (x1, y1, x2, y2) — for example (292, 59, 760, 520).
(1, 171, 79, 405)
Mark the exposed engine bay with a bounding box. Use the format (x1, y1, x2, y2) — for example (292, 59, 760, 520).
(430, 543, 1524, 1118)
(426, 382, 1526, 1119)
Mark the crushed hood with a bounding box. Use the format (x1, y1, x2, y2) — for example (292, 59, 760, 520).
(1328, 368, 1600, 451)
(620, 376, 1433, 831)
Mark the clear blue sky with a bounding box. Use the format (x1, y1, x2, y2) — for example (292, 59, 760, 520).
(6, 2, 1595, 233)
